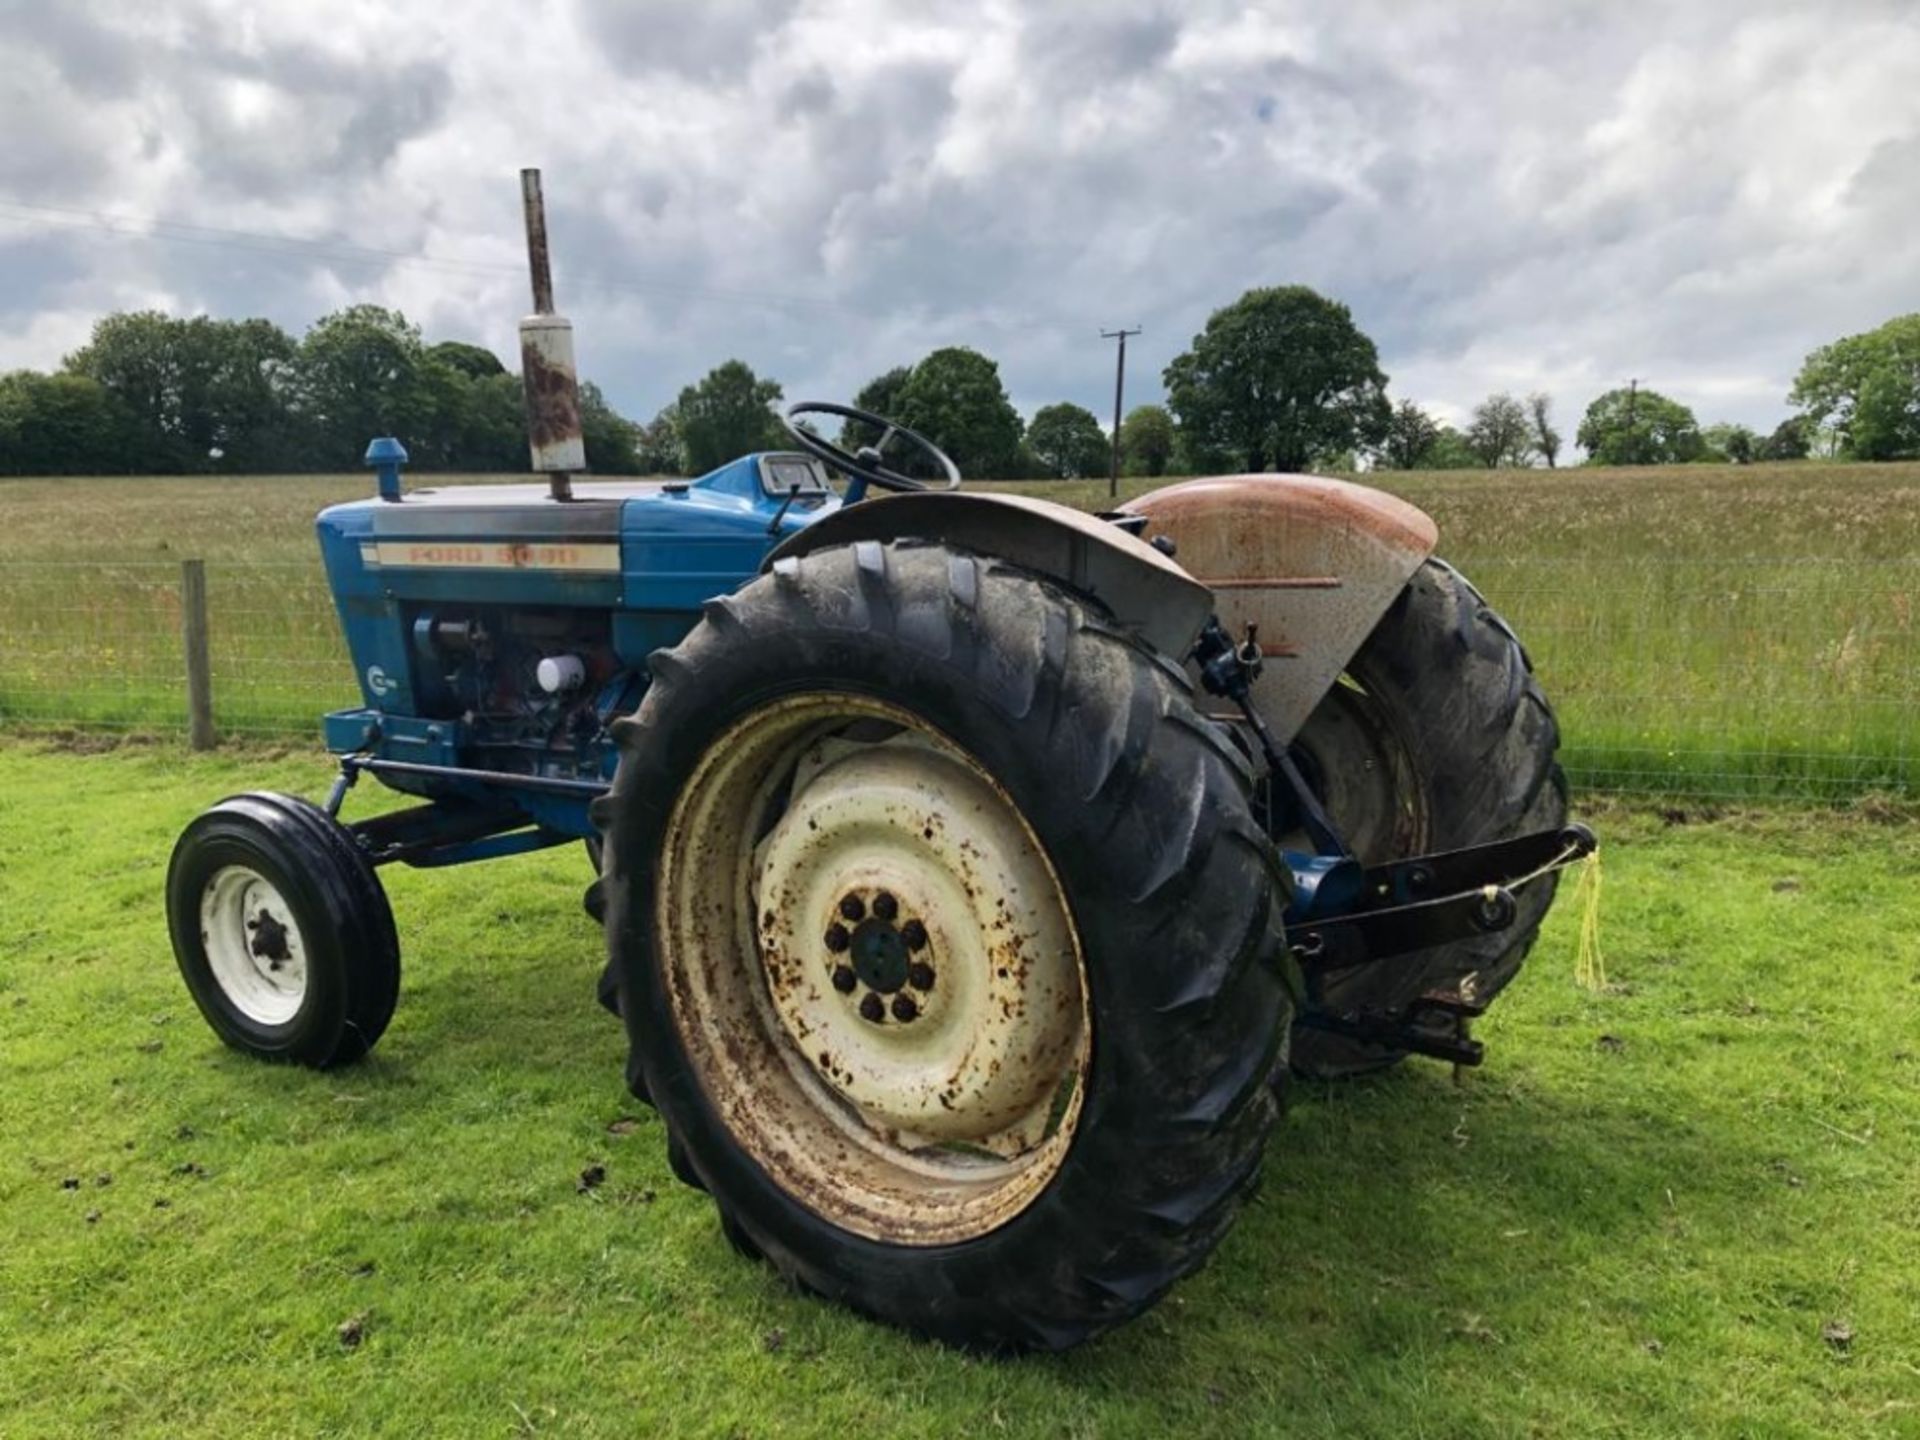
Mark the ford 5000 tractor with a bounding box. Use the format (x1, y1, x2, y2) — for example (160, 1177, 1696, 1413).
(167, 172, 1589, 1350)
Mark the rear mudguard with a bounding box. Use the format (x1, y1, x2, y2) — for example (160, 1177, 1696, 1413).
(764, 477, 1436, 745)
(762, 491, 1214, 661)
(1123, 476, 1437, 742)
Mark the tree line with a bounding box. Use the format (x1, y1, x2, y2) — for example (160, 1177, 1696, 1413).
(0, 306, 644, 477)
(646, 290, 1919, 479)
(3, 292, 1915, 478)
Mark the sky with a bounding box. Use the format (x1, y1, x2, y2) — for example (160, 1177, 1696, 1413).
(2, 0, 1918, 447)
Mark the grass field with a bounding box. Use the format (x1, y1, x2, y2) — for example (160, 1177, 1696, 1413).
(1, 740, 1916, 1437)
(1, 462, 1917, 797)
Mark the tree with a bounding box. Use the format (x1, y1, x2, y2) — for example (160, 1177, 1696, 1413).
(1025, 402, 1110, 479)
(1465, 392, 1533, 468)
(1757, 416, 1811, 461)
(1527, 392, 1562, 468)
(1576, 386, 1704, 464)
(0, 371, 142, 475)
(192, 318, 303, 469)
(1701, 422, 1757, 464)
(416, 366, 524, 472)
(1849, 365, 1920, 460)
(894, 347, 1024, 477)
(289, 305, 436, 467)
(1789, 313, 1920, 460)
(1373, 399, 1441, 470)
(22, 304, 646, 477)
(634, 405, 683, 474)
(427, 340, 506, 381)
(579, 380, 642, 474)
(841, 365, 912, 451)
(1416, 426, 1480, 470)
(1163, 286, 1389, 473)
(674, 359, 785, 474)
(65, 311, 299, 471)
(1119, 403, 1175, 476)
(1170, 426, 1234, 477)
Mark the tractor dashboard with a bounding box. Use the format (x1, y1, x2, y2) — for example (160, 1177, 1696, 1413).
(757, 453, 832, 498)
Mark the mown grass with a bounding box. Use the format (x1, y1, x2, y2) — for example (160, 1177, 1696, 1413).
(2, 740, 1917, 1437)
(1, 463, 1917, 796)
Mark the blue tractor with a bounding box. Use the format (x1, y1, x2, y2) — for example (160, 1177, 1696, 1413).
(165, 172, 1589, 1351)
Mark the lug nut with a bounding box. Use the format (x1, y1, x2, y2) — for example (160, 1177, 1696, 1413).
(831, 965, 857, 994)
(900, 919, 928, 951)
(824, 924, 850, 953)
(859, 993, 885, 1023)
(908, 961, 936, 991)
(872, 891, 898, 921)
(891, 995, 918, 1023)
(838, 894, 866, 922)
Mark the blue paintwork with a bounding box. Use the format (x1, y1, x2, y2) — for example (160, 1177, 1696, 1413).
(364, 436, 409, 502)
(314, 451, 842, 844)
(1279, 853, 1364, 924)
(311, 443, 1351, 901)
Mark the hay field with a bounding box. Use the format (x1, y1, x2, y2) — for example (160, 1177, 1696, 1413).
(1, 462, 1916, 796)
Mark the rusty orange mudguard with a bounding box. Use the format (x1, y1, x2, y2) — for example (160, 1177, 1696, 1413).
(1123, 475, 1438, 742)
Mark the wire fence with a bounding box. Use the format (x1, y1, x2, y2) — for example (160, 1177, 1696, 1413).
(1, 555, 1914, 802)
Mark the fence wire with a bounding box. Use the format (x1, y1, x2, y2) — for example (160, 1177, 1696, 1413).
(1, 556, 1914, 802)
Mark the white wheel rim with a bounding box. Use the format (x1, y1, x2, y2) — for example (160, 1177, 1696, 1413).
(657, 694, 1090, 1245)
(200, 865, 309, 1026)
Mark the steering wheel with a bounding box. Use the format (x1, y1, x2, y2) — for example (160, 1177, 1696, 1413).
(783, 402, 961, 501)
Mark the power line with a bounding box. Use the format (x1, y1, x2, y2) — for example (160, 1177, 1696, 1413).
(0, 193, 1160, 399)
(0, 197, 863, 319)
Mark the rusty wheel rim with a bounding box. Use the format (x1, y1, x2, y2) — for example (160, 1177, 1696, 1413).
(656, 694, 1090, 1245)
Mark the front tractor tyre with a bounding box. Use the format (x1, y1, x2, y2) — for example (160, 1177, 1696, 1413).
(597, 540, 1295, 1351)
(167, 793, 400, 1068)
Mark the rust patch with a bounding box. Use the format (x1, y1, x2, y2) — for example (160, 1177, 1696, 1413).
(1122, 472, 1436, 552)
(1122, 472, 1439, 741)
(521, 338, 584, 455)
(653, 692, 1091, 1246)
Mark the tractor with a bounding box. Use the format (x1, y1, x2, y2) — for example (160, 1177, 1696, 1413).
(165, 172, 1590, 1351)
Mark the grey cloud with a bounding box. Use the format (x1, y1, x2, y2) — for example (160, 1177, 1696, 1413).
(2, 0, 1918, 442)
(575, 0, 801, 78)
(1847, 132, 1920, 214)
(1019, 6, 1181, 74)
(776, 70, 836, 121)
(0, 235, 91, 326)
(168, 45, 453, 198)
(0, 0, 142, 98)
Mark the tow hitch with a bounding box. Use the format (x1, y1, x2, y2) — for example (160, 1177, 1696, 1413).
(1284, 823, 1597, 1065)
(1193, 616, 1596, 1067)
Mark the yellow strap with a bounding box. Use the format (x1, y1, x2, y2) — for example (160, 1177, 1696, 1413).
(1571, 849, 1606, 991)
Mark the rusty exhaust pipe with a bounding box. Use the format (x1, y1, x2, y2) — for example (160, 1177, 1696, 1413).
(519, 168, 585, 501)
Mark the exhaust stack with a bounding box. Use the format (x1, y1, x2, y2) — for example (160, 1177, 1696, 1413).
(518, 168, 586, 501)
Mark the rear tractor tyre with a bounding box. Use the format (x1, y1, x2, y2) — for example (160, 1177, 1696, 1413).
(597, 540, 1295, 1351)
(166, 792, 400, 1069)
(1287, 558, 1566, 1080)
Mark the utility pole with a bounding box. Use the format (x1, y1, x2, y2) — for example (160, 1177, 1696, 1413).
(1101, 326, 1142, 499)
(1624, 377, 1639, 465)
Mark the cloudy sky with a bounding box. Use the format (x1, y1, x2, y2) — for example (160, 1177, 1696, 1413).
(3, 0, 1917, 445)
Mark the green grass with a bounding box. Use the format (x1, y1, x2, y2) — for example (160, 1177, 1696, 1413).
(1, 463, 1917, 795)
(2, 740, 1917, 1437)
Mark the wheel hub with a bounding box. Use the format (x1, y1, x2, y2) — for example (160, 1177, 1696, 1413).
(200, 866, 308, 1026)
(840, 898, 929, 998)
(248, 909, 292, 967)
(752, 738, 1081, 1151)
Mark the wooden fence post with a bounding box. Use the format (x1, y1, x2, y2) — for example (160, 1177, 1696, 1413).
(181, 559, 215, 750)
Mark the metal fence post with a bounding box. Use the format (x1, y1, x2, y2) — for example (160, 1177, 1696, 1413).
(181, 559, 215, 750)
